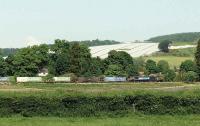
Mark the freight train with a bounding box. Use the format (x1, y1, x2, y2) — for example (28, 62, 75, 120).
(0, 75, 163, 83)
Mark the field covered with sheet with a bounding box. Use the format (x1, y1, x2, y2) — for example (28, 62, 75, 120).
(89, 43, 159, 58)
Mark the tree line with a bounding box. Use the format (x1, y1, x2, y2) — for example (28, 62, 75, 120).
(0, 39, 200, 82)
(148, 32, 200, 42)
(0, 39, 120, 57)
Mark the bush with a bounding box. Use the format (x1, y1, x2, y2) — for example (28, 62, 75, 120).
(145, 60, 158, 74)
(42, 74, 54, 83)
(183, 71, 198, 82)
(163, 69, 176, 82)
(180, 60, 196, 72)
(157, 60, 169, 73)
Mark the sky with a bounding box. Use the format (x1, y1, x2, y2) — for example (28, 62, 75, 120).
(1, 0, 200, 48)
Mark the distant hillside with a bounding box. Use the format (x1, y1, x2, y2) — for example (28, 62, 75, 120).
(0, 48, 18, 57)
(72, 39, 121, 47)
(148, 32, 200, 42)
(0, 40, 120, 57)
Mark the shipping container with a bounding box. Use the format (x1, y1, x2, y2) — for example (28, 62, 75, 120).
(17, 77, 43, 83)
(54, 77, 71, 82)
(0, 77, 10, 82)
(104, 77, 126, 82)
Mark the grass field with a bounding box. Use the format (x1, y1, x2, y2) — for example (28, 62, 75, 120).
(1, 83, 200, 125)
(0, 82, 200, 97)
(171, 41, 196, 46)
(145, 56, 193, 68)
(1, 115, 200, 126)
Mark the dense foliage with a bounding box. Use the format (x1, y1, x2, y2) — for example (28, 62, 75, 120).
(158, 40, 172, 53)
(195, 39, 200, 80)
(0, 38, 198, 82)
(72, 39, 121, 47)
(0, 95, 200, 117)
(180, 60, 196, 72)
(183, 71, 198, 82)
(0, 48, 18, 57)
(6, 45, 49, 77)
(145, 60, 158, 74)
(148, 32, 200, 42)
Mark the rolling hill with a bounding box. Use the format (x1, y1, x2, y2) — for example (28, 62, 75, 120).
(148, 32, 200, 42)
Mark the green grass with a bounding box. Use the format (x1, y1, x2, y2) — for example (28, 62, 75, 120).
(1, 83, 200, 125)
(145, 56, 193, 68)
(172, 41, 196, 46)
(1, 82, 200, 97)
(1, 115, 200, 126)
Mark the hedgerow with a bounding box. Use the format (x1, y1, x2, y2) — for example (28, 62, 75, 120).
(0, 95, 200, 117)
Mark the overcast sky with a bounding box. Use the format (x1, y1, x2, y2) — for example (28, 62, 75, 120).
(1, 0, 200, 48)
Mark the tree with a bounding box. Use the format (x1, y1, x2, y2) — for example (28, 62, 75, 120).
(133, 57, 145, 72)
(145, 60, 158, 74)
(105, 50, 133, 69)
(158, 40, 172, 53)
(50, 39, 70, 53)
(180, 60, 196, 72)
(68, 43, 92, 76)
(0, 57, 7, 77)
(183, 71, 198, 82)
(54, 53, 70, 76)
(88, 57, 104, 76)
(125, 64, 139, 77)
(10, 45, 49, 77)
(195, 39, 200, 79)
(5, 54, 15, 76)
(48, 39, 71, 76)
(66, 43, 81, 76)
(163, 69, 176, 82)
(105, 65, 127, 77)
(77, 44, 92, 77)
(157, 60, 169, 73)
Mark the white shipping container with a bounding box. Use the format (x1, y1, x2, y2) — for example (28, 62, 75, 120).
(17, 77, 42, 83)
(53, 77, 71, 82)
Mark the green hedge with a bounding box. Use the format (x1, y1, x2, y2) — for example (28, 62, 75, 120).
(0, 95, 200, 117)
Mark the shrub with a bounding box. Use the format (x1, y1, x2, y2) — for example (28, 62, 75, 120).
(0, 95, 200, 117)
(180, 60, 196, 72)
(42, 74, 54, 83)
(163, 69, 176, 82)
(157, 60, 169, 73)
(183, 71, 198, 82)
(145, 60, 158, 74)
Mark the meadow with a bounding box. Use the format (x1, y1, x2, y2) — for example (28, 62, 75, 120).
(0, 115, 200, 126)
(1, 82, 200, 126)
(1, 82, 200, 97)
(171, 41, 196, 46)
(144, 46, 195, 68)
(145, 56, 193, 68)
